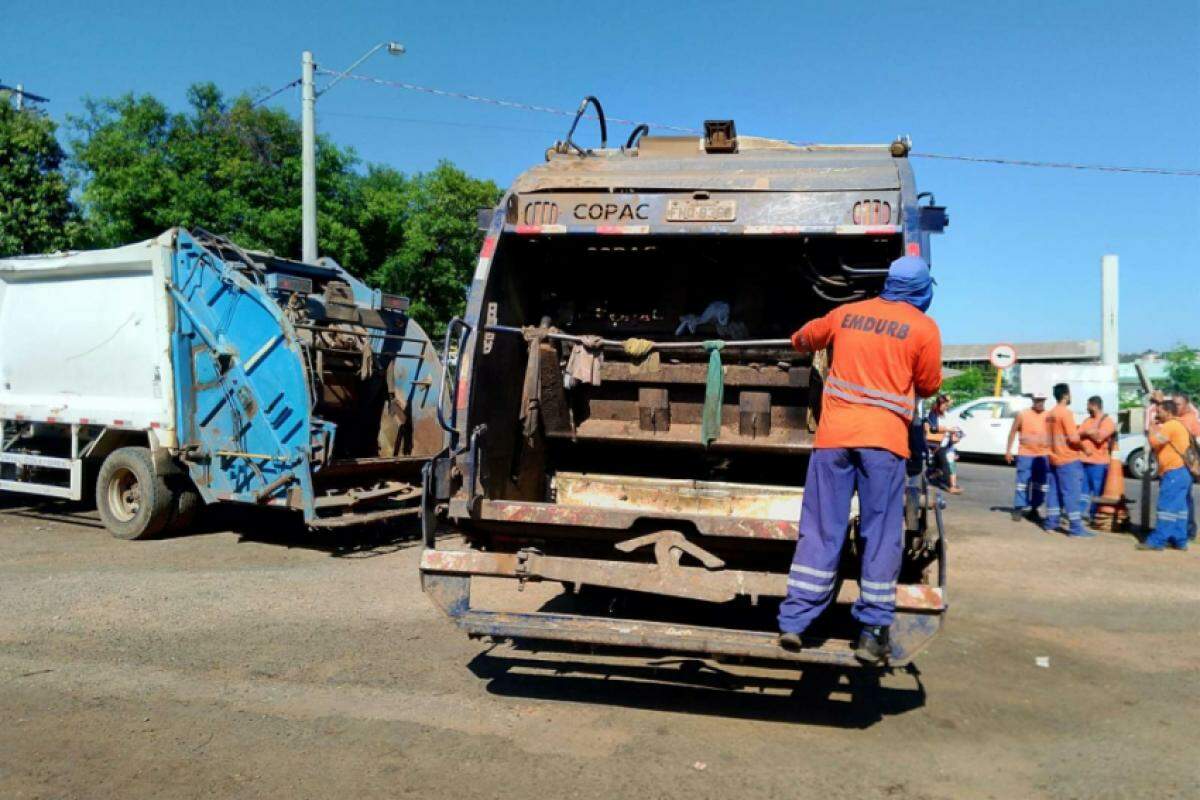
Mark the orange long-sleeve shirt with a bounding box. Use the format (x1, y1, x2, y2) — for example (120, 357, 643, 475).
(1046, 403, 1082, 466)
(1078, 413, 1116, 465)
(792, 296, 942, 458)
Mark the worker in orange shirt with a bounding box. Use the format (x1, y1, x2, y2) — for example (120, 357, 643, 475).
(1005, 392, 1050, 522)
(1044, 382, 1091, 537)
(1078, 395, 1117, 524)
(1138, 399, 1194, 551)
(1171, 392, 1199, 540)
(778, 255, 942, 665)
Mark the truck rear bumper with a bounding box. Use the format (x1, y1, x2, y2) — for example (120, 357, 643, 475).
(421, 549, 945, 668)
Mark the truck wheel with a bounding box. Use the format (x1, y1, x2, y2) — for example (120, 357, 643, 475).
(95, 447, 175, 540)
(167, 485, 202, 532)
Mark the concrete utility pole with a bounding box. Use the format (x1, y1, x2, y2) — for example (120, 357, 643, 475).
(1100, 254, 1119, 368)
(301, 52, 318, 263)
(299, 42, 404, 264)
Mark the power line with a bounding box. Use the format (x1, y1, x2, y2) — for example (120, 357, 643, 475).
(250, 79, 301, 108)
(313, 68, 699, 133)
(911, 152, 1200, 177)
(314, 67, 1200, 177)
(322, 110, 562, 135)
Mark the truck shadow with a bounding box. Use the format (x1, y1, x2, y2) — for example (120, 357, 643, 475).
(467, 648, 926, 727)
(0, 496, 422, 557)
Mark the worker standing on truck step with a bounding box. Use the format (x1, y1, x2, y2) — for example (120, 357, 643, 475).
(777, 255, 942, 666)
(1137, 399, 1194, 551)
(1005, 392, 1050, 522)
(1078, 395, 1117, 524)
(1044, 383, 1091, 538)
(1171, 392, 1199, 540)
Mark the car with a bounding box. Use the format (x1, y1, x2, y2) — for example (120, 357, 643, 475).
(937, 396, 1032, 458)
(1117, 432, 1157, 480)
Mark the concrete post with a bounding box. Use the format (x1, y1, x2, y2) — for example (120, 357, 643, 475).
(1101, 255, 1118, 367)
(301, 51, 317, 263)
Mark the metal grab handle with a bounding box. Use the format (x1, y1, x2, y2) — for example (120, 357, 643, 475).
(483, 324, 791, 351)
(435, 317, 472, 442)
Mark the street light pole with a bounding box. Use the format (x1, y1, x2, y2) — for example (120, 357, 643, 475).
(301, 51, 318, 263)
(299, 42, 404, 264)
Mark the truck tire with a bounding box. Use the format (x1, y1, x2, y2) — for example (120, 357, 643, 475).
(95, 447, 176, 540)
(167, 485, 202, 532)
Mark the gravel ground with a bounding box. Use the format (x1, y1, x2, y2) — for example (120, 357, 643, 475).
(0, 461, 1196, 800)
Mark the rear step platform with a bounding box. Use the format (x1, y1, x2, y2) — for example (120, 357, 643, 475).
(422, 571, 943, 668)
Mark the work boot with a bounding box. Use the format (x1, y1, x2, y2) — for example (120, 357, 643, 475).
(854, 626, 891, 666)
(1010, 508, 1025, 522)
(1135, 541, 1164, 551)
(778, 632, 803, 653)
(1068, 530, 1096, 539)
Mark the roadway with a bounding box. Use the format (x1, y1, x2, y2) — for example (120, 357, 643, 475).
(0, 461, 1195, 799)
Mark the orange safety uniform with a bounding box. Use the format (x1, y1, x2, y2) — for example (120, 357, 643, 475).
(791, 296, 942, 458)
(1151, 418, 1192, 476)
(1178, 408, 1200, 438)
(1078, 413, 1116, 465)
(1046, 403, 1082, 466)
(1011, 408, 1050, 456)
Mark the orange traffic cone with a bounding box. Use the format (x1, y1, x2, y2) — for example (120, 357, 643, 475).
(1091, 453, 1130, 532)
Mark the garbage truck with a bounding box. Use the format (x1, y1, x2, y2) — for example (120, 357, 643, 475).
(420, 104, 950, 668)
(0, 228, 444, 538)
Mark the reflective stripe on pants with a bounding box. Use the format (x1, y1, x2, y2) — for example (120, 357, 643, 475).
(1046, 460, 1086, 535)
(1146, 467, 1192, 548)
(1014, 455, 1048, 512)
(777, 447, 906, 634)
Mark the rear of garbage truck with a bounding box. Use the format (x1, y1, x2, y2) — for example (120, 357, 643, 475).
(0, 228, 443, 538)
(421, 116, 950, 667)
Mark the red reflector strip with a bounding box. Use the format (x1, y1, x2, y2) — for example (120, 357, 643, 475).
(906, 242, 921, 257)
(455, 378, 469, 410)
(79, 418, 90, 425)
(595, 225, 650, 235)
(835, 224, 899, 235)
(514, 224, 541, 234)
(45, 416, 57, 423)
(480, 236, 497, 259)
(514, 224, 566, 235)
(149, 421, 161, 429)
(112, 420, 125, 427)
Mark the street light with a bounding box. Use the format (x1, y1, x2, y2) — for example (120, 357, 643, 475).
(301, 42, 404, 263)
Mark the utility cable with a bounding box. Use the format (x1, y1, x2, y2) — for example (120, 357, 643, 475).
(315, 67, 1200, 177)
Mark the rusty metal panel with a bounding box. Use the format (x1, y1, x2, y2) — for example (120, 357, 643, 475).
(554, 472, 804, 522)
(511, 145, 903, 194)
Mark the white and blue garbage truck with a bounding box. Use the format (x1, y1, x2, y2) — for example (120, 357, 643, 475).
(0, 228, 444, 538)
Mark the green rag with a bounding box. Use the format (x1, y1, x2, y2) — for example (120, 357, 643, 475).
(701, 340, 725, 446)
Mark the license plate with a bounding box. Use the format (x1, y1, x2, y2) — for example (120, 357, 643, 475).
(665, 199, 737, 222)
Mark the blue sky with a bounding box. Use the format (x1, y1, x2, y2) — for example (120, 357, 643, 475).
(4, 0, 1197, 351)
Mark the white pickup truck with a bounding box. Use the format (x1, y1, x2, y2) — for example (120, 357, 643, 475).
(942, 395, 1148, 477)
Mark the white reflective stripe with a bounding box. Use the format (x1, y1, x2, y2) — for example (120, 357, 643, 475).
(860, 579, 896, 590)
(860, 590, 897, 603)
(824, 385, 914, 419)
(787, 577, 835, 593)
(1015, 483, 1028, 490)
(790, 564, 837, 579)
(826, 375, 914, 408)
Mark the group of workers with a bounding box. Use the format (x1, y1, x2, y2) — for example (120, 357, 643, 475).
(771, 253, 1195, 666)
(1006, 385, 1198, 549)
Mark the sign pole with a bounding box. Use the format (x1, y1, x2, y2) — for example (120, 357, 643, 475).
(993, 367, 1004, 398)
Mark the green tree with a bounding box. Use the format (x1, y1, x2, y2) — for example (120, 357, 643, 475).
(69, 83, 364, 265)
(940, 365, 992, 406)
(368, 161, 500, 335)
(0, 97, 78, 255)
(1163, 345, 1200, 398)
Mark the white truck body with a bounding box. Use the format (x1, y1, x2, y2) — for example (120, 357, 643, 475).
(0, 235, 177, 440)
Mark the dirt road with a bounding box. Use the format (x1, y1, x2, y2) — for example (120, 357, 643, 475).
(0, 463, 1196, 799)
